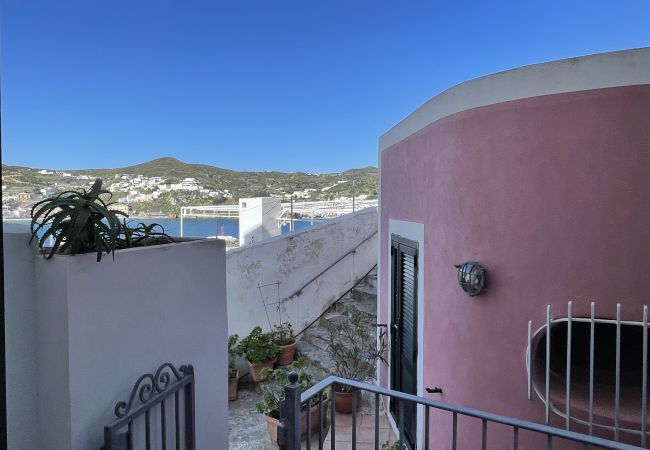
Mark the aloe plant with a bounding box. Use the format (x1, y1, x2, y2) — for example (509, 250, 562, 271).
(30, 179, 125, 261)
(116, 220, 174, 249)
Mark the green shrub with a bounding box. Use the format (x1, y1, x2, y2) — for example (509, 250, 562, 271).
(326, 310, 386, 392)
(255, 358, 316, 418)
(228, 334, 239, 379)
(271, 322, 294, 346)
(235, 326, 279, 364)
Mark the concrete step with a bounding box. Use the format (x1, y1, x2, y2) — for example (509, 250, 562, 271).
(303, 326, 331, 351)
(363, 277, 377, 291)
(355, 278, 377, 293)
(336, 297, 376, 321)
(296, 339, 334, 382)
(320, 311, 348, 329)
(350, 288, 376, 304)
(297, 267, 379, 387)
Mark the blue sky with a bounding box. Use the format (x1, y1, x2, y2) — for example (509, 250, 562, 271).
(2, 1, 649, 173)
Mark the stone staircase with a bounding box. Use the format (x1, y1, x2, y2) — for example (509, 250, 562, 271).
(296, 267, 378, 383)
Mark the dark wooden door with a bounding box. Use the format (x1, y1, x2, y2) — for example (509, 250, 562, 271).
(390, 235, 418, 448)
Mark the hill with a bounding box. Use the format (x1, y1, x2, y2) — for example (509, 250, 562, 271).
(2, 158, 378, 216)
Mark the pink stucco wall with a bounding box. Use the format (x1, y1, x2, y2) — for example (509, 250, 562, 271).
(379, 85, 650, 448)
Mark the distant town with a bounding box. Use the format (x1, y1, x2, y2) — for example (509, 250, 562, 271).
(1, 157, 378, 218)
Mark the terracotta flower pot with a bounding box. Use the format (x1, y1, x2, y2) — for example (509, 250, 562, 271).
(334, 389, 361, 414)
(228, 370, 238, 401)
(247, 358, 277, 383)
(263, 400, 330, 445)
(276, 339, 297, 366)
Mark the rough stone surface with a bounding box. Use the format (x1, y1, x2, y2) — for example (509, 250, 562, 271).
(228, 381, 276, 450)
(228, 268, 389, 448)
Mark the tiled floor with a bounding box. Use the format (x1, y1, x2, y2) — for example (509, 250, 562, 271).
(323, 412, 398, 450)
(229, 380, 398, 449)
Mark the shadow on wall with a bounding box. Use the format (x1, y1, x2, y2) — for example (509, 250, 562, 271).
(226, 208, 378, 338)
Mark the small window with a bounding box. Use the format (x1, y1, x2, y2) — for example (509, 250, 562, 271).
(241, 202, 247, 208)
(531, 319, 648, 427)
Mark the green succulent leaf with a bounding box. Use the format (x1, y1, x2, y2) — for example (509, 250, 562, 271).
(29, 178, 182, 261)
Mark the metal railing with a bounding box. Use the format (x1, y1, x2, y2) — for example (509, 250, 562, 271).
(527, 302, 648, 445)
(102, 363, 195, 450)
(294, 263, 377, 339)
(276, 375, 645, 450)
(286, 230, 378, 301)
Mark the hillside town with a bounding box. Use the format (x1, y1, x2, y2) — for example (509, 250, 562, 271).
(1, 163, 374, 219)
(2, 170, 229, 218)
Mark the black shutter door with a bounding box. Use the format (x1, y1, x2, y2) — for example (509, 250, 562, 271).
(391, 235, 418, 448)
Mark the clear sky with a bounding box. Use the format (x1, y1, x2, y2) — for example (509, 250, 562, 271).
(1, 1, 649, 173)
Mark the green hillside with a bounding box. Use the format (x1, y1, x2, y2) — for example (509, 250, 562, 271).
(2, 157, 378, 216)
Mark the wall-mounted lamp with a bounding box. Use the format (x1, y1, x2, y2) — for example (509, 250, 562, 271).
(454, 261, 487, 296)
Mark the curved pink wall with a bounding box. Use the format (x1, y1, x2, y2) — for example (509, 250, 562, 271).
(379, 85, 650, 448)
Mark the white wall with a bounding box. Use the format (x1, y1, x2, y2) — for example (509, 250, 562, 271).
(238, 197, 282, 246)
(4, 231, 229, 450)
(3, 224, 39, 450)
(226, 208, 377, 337)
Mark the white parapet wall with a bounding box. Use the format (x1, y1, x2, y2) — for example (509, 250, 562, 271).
(3, 226, 228, 450)
(226, 207, 378, 337)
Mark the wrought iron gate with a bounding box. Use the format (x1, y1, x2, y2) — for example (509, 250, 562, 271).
(102, 363, 195, 450)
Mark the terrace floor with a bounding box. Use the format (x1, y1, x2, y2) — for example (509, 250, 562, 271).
(228, 381, 397, 449)
(323, 413, 397, 450)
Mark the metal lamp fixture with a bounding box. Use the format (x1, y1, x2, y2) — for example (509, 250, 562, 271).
(454, 261, 487, 296)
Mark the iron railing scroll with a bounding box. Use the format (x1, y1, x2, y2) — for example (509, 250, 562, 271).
(102, 362, 195, 450)
(278, 374, 645, 450)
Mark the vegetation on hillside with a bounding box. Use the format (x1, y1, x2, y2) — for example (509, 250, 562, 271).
(2, 157, 378, 217)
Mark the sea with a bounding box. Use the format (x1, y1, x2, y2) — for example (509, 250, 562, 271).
(132, 217, 326, 239)
(5, 217, 326, 241)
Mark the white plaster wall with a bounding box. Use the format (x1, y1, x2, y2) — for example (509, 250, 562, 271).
(3, 224, 39, 450)
(226, 208, 378, 337)
(239, 197, 282, 246)
(3, 238, 229, 450)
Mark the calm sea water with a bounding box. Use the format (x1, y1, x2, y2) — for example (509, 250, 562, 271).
(130, 217, 325, 238)
(6, 217, 326, 240)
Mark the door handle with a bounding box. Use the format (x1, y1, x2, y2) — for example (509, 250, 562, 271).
(426, 387, 443, 394)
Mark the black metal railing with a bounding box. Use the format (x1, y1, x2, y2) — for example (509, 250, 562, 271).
(102, 363, 195, 450)
(277, 374, 645, 450)
(286, 230, 378, 301)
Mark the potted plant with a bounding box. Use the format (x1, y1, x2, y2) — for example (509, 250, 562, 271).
(228, 334, 239, 401)
(272, 322, 296, 366)
(30, 179, 127, 261)
(235, 326, 280, 382)
(30, 179, 174, 260)
(326, 310, 386, 413)
(256, 359, 328, 445)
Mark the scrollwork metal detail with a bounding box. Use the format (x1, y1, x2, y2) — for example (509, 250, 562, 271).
(114, 362, 193, 418)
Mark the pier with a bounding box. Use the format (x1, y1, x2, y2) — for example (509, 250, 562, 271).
(179, 199, 378, 236)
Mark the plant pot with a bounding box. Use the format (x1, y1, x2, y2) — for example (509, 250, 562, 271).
(263, 400, 330, 445)
(334, 389, 361, 414)
(228, 370, 239, 401)
(247, 358, 277, 382)
(276, 339, 297, 366)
